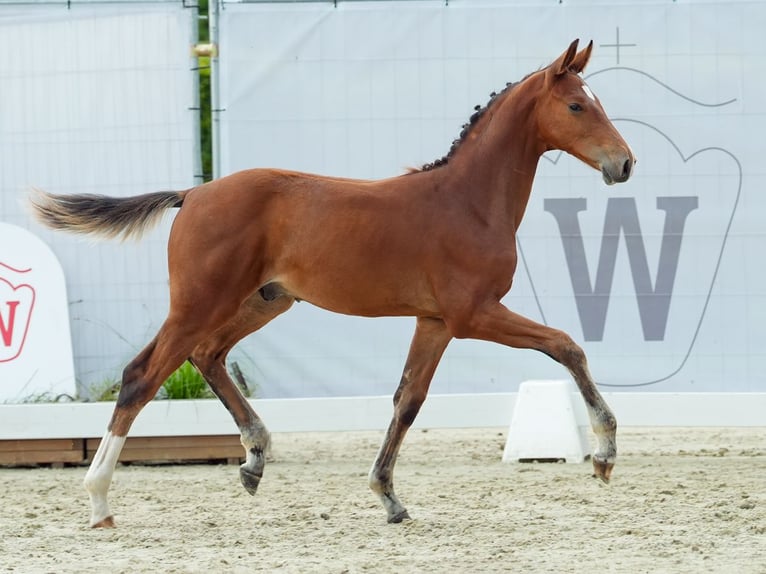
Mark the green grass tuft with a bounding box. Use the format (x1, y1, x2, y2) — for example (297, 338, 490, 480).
(88, 379, 121, 402)
(161, 361, 215, 400)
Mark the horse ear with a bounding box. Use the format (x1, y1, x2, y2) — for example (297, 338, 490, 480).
(549, 39, 580, 78)
(570, 40, 593, 74)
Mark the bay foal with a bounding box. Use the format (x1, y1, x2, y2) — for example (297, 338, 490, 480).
(31, 40, 635, 526)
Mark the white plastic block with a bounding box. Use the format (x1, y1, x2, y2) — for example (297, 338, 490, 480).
(502, 380, 590, 464)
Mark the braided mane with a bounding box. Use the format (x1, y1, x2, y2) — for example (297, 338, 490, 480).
(417, 79, 521, 172)
(413, 66, 550, 173)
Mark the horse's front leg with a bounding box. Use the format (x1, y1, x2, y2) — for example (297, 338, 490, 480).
(566, 346, 617, 481)
(370, 317, 452, 523)
(449, 301, 617, 481)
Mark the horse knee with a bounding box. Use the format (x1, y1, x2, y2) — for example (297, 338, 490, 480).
(369, 464, 389, 491)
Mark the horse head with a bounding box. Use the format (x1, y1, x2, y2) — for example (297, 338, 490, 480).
(535, 39, 636, 185)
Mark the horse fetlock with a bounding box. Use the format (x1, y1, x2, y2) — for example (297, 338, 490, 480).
(368, 467, 390, 495)
(240, 427, 270, 456)
(592, 431, 617, 482)
(83, 473, 107, 495)
(86, 490, 114, 528)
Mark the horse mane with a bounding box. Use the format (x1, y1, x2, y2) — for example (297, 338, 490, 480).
(414, 71, 537, 173)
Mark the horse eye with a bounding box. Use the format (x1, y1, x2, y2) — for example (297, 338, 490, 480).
(569, 103, 583, 112)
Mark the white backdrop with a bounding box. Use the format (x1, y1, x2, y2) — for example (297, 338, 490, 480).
(215, 0, 765, 398)
(0, 1, 198, 399)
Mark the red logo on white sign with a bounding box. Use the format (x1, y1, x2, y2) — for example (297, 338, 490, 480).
(0, 263, 36, 363)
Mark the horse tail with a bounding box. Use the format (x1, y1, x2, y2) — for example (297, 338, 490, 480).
(28, 188, 187, 241)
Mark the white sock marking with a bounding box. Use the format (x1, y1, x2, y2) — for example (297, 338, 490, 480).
(83, 431, 126, 526)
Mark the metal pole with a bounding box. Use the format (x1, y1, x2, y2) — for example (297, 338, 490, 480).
(209, 0, 221, 180)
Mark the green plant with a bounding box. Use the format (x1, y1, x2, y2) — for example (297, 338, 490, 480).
(19, 391, 75, 404)
(81, 360, 254, 403)
(197, 0, 212, 181)
(199, 55, 212, 181)
(88, 378, 121, 402)
(160, 360, 214, 399)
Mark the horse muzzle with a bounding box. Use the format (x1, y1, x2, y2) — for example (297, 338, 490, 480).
(601, 152, 636, 186)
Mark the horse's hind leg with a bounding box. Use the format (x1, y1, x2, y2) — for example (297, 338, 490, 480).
(190, 291, 294, 495)
(369, 317, 451, 523)
(84, 316, 207, 527)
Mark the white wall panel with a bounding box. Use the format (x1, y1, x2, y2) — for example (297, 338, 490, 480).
(217, 1, 764, 397)
(0, 2, 198, 397)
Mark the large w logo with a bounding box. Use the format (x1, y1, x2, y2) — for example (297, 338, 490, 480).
(544, 196, 698, 342)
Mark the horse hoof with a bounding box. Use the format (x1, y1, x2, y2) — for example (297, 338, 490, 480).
(91, 515, 115, 528)
(239, 466, 262, 495)
(592, 457, 614, 483)
(387, 510, 411, 524)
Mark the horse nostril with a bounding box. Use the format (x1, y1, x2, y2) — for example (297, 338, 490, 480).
(622, 158, 632, 179)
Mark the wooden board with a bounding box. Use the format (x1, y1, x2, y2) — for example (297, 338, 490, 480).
(0, 438, 84, 466)
(86, 435, 244, 464)
(0, 435, 244, 467)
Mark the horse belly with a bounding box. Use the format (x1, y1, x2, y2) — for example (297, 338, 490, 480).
(277, 264, 438, 318)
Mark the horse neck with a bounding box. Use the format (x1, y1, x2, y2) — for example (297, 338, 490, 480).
(443, 78, 546, 229)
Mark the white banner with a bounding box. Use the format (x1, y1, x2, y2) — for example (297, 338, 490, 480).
(215, 0, 763, 397)
(0, 2, 198, 399)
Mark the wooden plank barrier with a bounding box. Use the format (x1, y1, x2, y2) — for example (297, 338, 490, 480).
(86, 435, 245, 464)
(0, 438, 84, 467)
(0, 435, 244, 467)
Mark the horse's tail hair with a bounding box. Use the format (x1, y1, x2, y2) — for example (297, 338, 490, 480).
(28, 188, 186, 241)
